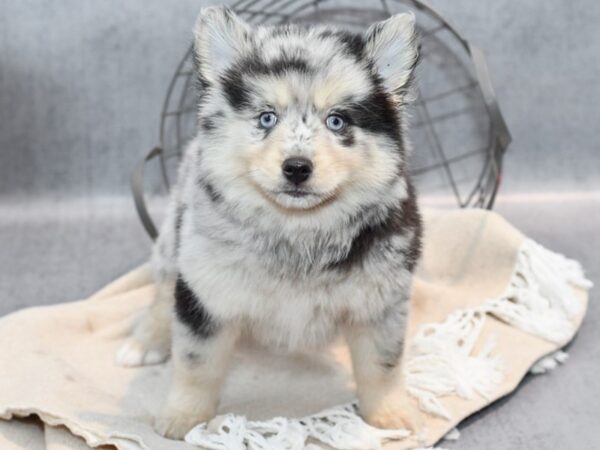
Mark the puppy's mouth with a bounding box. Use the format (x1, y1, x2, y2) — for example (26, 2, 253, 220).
(267, 187, 335, 210)
(279, 188, 312, 198)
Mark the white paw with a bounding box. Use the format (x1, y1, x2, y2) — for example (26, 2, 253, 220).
(361, 394, 422, 432)
(155, 413, 208, 440)
(116, 338, 169, 367)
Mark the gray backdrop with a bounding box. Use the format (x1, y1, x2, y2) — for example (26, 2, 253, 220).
(1, 1, 599, 449)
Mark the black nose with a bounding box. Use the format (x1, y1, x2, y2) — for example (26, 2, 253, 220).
(282, 157, 313, 185)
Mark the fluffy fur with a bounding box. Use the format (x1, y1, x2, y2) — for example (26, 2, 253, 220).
(117, 6, 422, 439)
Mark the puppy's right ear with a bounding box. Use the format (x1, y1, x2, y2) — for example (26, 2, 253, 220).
(194, 7, 253, 84)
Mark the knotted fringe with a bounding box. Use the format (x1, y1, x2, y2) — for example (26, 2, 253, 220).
(185, 404, 409, 450)
(529, 350, 569, 375)
(185, 239, 591, 450)
(484, 240, 592, 344)
(405, 310, 502, 420)
(406, 239, 592, 420)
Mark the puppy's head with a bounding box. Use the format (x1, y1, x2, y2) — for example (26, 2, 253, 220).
(194, 7, 418, 217)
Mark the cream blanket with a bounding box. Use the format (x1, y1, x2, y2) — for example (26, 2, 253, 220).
(0, 209, 592, 450)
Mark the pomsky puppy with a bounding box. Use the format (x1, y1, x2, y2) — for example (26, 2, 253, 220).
(117, 6, 422, 439)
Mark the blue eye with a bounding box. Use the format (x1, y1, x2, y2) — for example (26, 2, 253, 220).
(326, 114, 345, 131)
(259, 111, 278, 129)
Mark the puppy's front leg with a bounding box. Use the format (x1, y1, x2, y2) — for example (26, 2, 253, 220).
(155, 278, 239, 440)
(344, 299, 420, 432)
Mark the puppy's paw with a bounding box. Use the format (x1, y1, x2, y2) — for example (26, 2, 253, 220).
(362, 394, 421, 432)
(116, 337, 169, 367)
(154, 412, 211, 440)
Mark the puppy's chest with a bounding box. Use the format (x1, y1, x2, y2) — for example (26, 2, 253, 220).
(180, 238, 399, 349)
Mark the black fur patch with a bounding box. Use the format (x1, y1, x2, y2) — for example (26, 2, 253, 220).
(201, 117, 216, 133)
(328, 182, 421, 271)
(336, 31, 366, 61)
(342, 82, 401, 145)
(315, 29, 365, 60)
(221, 68, 254, 110)
(375, 300, 410, 369)
(264, 56, 311, 76)
(220, 55, 312, 110)
(175, 276, 219, 339)
(399, 183, 423, 272)
(174, 203, 187, 254)
(202, 110, 226, 133)
(338, 129, 355, 147)
(204, 181, 223, 203)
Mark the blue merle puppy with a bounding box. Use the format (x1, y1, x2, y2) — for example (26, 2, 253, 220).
(117, 6, 422, 439)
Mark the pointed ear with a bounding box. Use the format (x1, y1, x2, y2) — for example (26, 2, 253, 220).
(193, 7, 253, 84)
(364, 13, 419, 98)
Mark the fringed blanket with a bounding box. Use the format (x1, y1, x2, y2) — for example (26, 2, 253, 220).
(0, 209, 592, 450)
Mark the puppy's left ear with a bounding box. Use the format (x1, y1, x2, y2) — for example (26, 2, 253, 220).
(364, 13, 419, 100)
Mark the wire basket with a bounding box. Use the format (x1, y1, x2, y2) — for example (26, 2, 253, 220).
(132, 0, 511, 239)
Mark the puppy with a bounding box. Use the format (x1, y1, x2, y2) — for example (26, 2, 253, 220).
(117, 6, 422, 440)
